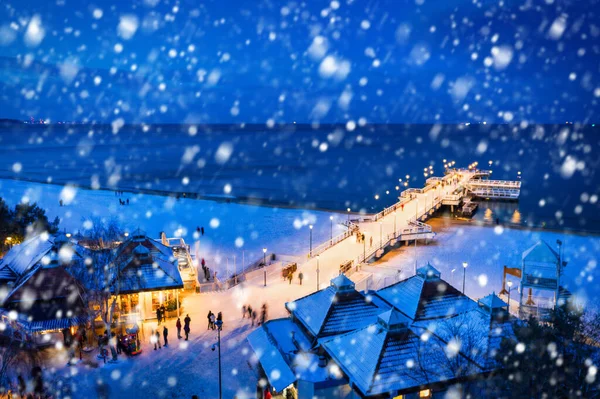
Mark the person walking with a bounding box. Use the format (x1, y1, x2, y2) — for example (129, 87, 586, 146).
(251, 309, 257, 327)
(153, 330, 161, 350)
(207, 311, 213, 330)
(163, 326, 169, 347)
(287, 272, 293, 285)
(126, 199, 129, 205)
(242, 305, 247, 319)
(298, 272, 304, 285)
(156, 307, 162, 325)
(217, 311, 223, 330)
(247, 305, 253, 322)
(209, 312, 216, 330)
(184, 314, 191, 341)
(176, 318, 182, 339)
(160, 304, 166, 322)
(260, 304, 268, 325)
(201, 227, 204, 236)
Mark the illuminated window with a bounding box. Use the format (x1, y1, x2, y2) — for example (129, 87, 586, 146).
(392, 395, 404, 399)
(419, 389, 431, 398)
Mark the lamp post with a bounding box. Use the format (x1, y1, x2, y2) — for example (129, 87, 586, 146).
(451, 268, 456, 285)
(316, 255, 320, 291)
(507, 280, 513, 312)
(363, 236, 366, 263)
(309, 225, 313, 257)
(347, 208, 351, 230)
(214, 319, 223, 399)
(414, 199, 419, 274)
(330, 216, 333, 244)
(462, 262, 468, 294)
(263, 248, 267, 287)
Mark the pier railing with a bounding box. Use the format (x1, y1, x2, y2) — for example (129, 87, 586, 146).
(307, 221, 359, 258)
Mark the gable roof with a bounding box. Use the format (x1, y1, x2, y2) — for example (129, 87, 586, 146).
(103, 232, 182, 293)
(376, 272, 477, 321)
(0, 234, 87, 281)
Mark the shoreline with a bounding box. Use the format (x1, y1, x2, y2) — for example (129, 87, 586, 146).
(1, 176, 599, 238)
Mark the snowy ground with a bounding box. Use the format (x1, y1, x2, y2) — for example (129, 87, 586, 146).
(368, 218, 600, 306)
(0, 178, 347, 278)
(2, 177, 600, 398)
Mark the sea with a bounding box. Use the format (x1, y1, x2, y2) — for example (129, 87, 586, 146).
(1, 122, 598, 233)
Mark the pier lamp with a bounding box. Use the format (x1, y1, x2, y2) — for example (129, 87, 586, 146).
(462, 262, 468, 294)
(347, 208, 351, 230)
(317, 255, 320, 291)
(263, 248, 267, 286)
(329, 216, 333, 243)
(507, 281, 513, 310)
(309, 225, 313, 256)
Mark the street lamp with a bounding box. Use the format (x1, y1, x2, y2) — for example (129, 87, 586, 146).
(330, 216, 333, 244)
(316, 255, 320, 291)
(347, 208, 351, 230)
(213, 319, 223, 399)
(309, 225, 313, 257)
(462, 262, 468, 294)
(263, 248, 267, 287)
(507, 280, 514, 312)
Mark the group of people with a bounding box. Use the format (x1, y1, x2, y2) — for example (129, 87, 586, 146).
(156, 304, 167, 325)
(153, 313, 192, 350)
(242, 303, 268, 327)
(175, 314, 192, 340)
(206, 310, 223, 330)
(355, 230, 366, 245)
(196, 226, 205, 236)
(118, 198, 130, 205)
(286, 271, 304, 285)
(151, 326, 169, 350)
(200, 258, 212, 282)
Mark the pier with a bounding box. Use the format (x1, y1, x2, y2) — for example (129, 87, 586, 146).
(298, 167, 521, 283)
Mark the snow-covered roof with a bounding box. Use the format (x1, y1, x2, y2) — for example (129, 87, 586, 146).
(247, 318, 317, 392)
(376, 271, 477, 321)
(522, 240, 559, 264)
(416, 262, 441, 280)
(116, 257, 183, 294)
(107, 233, 182, 293)
(286, 277, 387, 338)
(247, 325, 296, 392)
(0, 234, 54, 277)
(321, 319, 472, 396)
(478, 293, 507, 310)
(0, 234, 87, 282)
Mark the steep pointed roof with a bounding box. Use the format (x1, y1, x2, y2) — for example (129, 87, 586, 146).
(416, 262, 441, 280)
(321, 319, 471, 396)
(376, 265, 477, 321)
(522, 240, 559, 264)
(478, 293, 508, 310)
(286, 276, 388, 338)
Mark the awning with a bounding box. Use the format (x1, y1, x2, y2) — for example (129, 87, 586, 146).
(247, 327, 296, 392)
(25, 316, 88, 333)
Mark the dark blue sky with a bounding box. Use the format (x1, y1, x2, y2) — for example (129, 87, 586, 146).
(0, 0, 598, 124)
